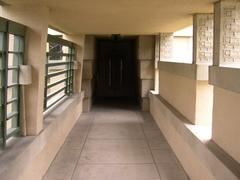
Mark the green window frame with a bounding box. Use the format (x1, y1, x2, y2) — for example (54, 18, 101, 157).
(0, 17, 25, 148)
(44, 35, 75, 110)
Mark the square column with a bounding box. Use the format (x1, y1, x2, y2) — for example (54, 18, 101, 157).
(159, 33, 174, 61)
(210, 0, 240, 163)
(214, 0, 240, 67)
(192, 14, 214, 125)
(138, 36, 155, 111)
(193, 14, 214, 65)
(0, 5, 49, 135)
(82, 36, 95, 112)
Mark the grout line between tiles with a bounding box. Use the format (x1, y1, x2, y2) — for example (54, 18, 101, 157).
(140, 112, 163, 180)
(70, 113, 96, 180)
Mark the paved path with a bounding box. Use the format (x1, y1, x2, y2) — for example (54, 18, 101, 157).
(44, 103, 188, 180)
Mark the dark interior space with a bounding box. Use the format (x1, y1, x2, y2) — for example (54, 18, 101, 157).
(94, 36, 138, 103)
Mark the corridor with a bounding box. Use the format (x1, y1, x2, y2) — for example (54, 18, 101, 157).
(43, 102, 188, 180)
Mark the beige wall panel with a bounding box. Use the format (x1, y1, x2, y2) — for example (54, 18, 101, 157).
(149, 93, 239, 180)
(159, 70, 196, 123)
(212, 87, 240, 163)
(141, 79, 154, 98)
(195, 81, 213, 125)
(138, 36, 155, 60)
(140, 60, 154, 79)
(83, 36, 95, 60)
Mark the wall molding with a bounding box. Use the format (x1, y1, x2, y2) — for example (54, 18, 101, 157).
(209, 66, 240, 94)
(158, 61, 209, 80)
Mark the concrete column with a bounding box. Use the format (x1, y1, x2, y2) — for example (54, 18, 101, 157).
(159, 33, 174, 61)
(193, 14, 214, 65)
(154, 35, 160, 92)
(210, 0, 240, 163)
(82, 35, 95, 112)
(158, 33, 173, 95)
(138, 36, 155, 111)
(214, 0, 240, 67)
(0, 5, 49, 135)
(192, 14, 214, 125)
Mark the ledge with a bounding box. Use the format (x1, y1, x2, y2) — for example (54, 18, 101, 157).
(0, 92, 84, 180)
(158, 61, 209, 80)
(209, 66, 240, 94)
(149, 91, 240, 180)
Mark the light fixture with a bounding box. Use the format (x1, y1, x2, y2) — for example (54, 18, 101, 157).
(19, 65, 32, 85)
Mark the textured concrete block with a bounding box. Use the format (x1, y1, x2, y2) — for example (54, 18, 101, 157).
(83, 36, 95, 60)
(214, 0, 240, 66)
(141, 79, 154, 98)
(138, 36, 155, 60)
(159, 33, 174, 61)
(193, 14, 213, 64)
(140, 60, 154, 79)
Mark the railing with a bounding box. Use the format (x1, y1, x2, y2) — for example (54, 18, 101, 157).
(0, 17, 25, 148)
(44, 35, 75, 110)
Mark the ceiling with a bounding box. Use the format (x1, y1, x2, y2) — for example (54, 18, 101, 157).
(3, 0, 216, 35)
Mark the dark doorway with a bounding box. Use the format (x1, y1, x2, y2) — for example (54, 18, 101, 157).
(94, 36, 138, 101)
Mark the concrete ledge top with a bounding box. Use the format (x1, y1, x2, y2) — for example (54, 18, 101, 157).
(209, 66, 240, 94)
(158, 61, 210, 80)
(149, 92, 240, 180)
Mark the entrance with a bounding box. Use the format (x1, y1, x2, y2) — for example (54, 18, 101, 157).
(95, 37, 138, 100)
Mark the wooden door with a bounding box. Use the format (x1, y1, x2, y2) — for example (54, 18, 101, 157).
(95, 38, 137, 99)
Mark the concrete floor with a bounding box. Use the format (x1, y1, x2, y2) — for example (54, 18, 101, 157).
(43, 102, 189, 180)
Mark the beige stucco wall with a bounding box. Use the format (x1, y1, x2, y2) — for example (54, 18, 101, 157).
(212, 87, 240, 163)
(159, 69, 213, 125)
(149, 94, 215, 180)
(196, 81, 213, 125)
(0, 5, 49, 135)
(149, 93, 238, 180)
(159, 70, 196, 123)
(0, 94, 84, 180)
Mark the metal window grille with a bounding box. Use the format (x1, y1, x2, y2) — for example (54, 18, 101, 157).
(0, 18, 25, 148)
(44, 35, 75, 110)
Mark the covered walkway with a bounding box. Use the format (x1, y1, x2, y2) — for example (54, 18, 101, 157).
(44, 102, 188, 180)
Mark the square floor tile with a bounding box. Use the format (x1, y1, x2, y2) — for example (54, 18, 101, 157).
(72, 164, 161, 180)
(88, 124, 145, 139)
(157, 163, 189, 180)
(79, 139, 153, 163)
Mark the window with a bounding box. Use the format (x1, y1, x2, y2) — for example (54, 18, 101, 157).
(0, 18, 25, 148)
(44, 35, 75, 110)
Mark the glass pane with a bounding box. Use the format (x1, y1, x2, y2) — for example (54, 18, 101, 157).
(7, 69, 18, 85)
(8, 53, 19, 66)
(8, 34, 24, 52)
(6, 116, 18, 132)
(7, 86, 18, 102)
